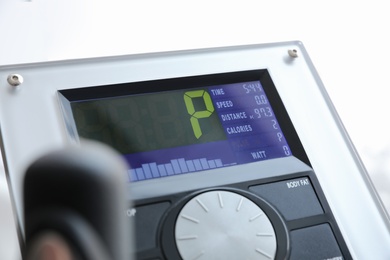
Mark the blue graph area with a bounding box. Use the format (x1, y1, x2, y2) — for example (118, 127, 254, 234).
(128, 158, 223, 181)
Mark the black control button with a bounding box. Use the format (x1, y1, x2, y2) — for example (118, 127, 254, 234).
(249, 177, 323, 220)
(129, 202, 170, 251)
(289, 224, 343, 260)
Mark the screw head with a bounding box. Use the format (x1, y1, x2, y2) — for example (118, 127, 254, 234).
(7, 74, 24, 86)
(288, 49, 298, 58)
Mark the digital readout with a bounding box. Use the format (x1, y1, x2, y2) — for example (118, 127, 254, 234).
(69, 80, 291, 182)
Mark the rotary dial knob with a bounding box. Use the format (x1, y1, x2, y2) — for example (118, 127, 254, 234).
(175, 190, 277, 260)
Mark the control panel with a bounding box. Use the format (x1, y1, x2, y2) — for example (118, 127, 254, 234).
(1, 42, 389, 259)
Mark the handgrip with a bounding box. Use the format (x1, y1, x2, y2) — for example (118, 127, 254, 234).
(23, 141, 132, 260)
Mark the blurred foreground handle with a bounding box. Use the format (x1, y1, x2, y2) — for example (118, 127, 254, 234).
(23, 142, 132, 260)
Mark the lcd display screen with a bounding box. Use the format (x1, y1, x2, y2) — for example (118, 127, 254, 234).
(59, 70, 298, 182)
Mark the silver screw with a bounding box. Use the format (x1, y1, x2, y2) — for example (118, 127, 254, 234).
(288, 49, 298, 58)
(7, 74, 24, 87)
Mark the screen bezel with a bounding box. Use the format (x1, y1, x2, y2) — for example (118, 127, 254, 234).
(58, 69, 310, 167)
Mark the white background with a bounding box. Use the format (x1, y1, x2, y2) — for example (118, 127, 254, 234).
(1, 1, 390, 259)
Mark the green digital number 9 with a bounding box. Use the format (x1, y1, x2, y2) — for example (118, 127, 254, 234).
(184, 90, 215, 139)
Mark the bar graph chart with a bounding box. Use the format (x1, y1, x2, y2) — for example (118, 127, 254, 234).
(128, 157, 224, 182)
